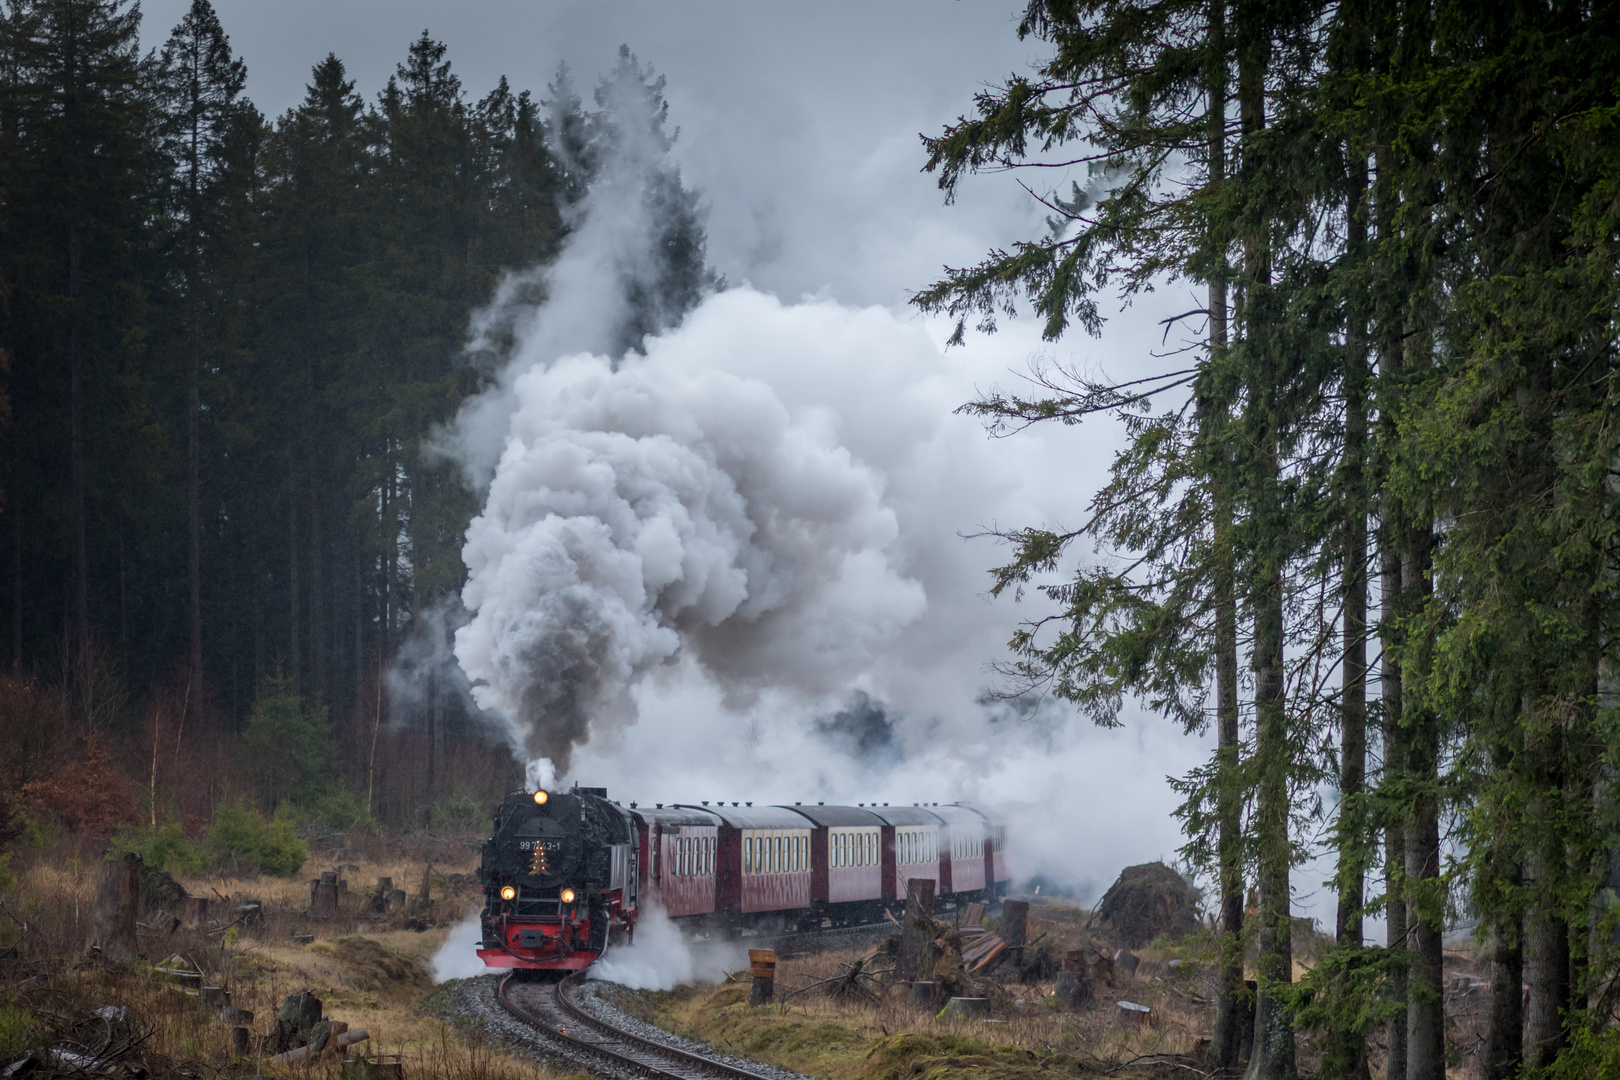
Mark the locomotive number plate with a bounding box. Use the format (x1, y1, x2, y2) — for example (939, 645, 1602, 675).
(517, 839, 562, 852)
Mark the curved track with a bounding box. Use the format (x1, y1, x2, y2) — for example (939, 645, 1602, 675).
(497, 972, 779, 1080)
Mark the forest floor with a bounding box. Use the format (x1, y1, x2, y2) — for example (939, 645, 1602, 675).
(0, 830, 575, 1080)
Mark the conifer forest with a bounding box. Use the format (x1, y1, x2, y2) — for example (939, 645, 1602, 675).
(2, 0, 1620, 1077)
(916, 1, 1620, 1076)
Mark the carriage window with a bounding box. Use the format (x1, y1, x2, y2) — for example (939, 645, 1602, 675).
(746, 836, 754, 875)
(707, 836, 714, 875)
(776, 836, 783, 873)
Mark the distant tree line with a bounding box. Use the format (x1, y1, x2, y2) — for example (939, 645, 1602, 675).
(922, 1, 1620, 1077)
(0, 0, 712, 826)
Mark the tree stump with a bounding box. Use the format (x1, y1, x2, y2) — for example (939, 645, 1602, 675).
(1001, 900, 1029, 948)
(312, 872, 339, 919)
(939, 996, 989, 1020)
(1114, 948, 1141, 976)
(1055, 971, 1094, 1009)
(749, 949, 776, 1005)
(911, 981, 937, 1009)
(896, 878, 938, 981)
(181, 895, 210, 930)
(86, 852, 141, 962)
(231, 1027, 250, 1057)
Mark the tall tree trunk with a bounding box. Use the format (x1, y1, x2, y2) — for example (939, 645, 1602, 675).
(1204, 7, 1247, 1066)
(1402, 526, 1442, 1080)
(1484, 892, 1522, 1078)
(1379, 510, 1408, 1080)
(69, 223, 89, 712)
(288, 462, 300, 693)
(187, 309, 202, 707)
(354, 553, 365, 713)
(10, 509, 20, 671)
(1523, 713, 1569, 1070)
(1331, 155, 1370, 1080)
(308, 449, 325, 702)
(1237, 8, 1292, 1078)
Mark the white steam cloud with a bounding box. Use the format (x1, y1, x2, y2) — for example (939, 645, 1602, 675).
(589, 903, 741, 990)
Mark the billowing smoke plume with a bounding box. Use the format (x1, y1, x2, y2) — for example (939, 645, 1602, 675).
(456, 333, 926, 779)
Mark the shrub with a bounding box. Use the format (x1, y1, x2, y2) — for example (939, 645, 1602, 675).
(204, 799, 308, 878)
(113, 822, 208, 876)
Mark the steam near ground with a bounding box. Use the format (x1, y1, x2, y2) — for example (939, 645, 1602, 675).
(436, 53, 1225, 939)
(431, 915, 493, 983)
(589, 903, 743, 990)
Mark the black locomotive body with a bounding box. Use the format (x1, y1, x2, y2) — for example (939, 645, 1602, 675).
(476, 785, 638, 970)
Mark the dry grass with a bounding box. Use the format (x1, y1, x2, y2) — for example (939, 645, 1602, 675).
(0, 834, 569, 1080)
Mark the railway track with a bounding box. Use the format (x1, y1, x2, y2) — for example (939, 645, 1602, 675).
(497, 972, 781, 1080)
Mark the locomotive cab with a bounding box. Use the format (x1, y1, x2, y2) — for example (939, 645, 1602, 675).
(476, 785, 638, 971)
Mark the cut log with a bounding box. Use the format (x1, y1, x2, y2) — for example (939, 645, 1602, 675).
(1115, 1000, 1153, 1029)
(966, 939, 1007, 973)
(962, 901, 985, 928)
(86, 853, 141, 962)
(749, 974, 774, 1005)
(1114, 948, 1141, 976)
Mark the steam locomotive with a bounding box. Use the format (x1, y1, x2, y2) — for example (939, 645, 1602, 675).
(475, 784, 1010, 972)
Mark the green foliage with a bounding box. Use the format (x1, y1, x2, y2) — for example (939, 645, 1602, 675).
(113, 822, 208, 876)
(204, 799, 308, 878)
(240, 676, 333, 809)
(280, 789, 376, 834)
(0, 1006, 42, 1053)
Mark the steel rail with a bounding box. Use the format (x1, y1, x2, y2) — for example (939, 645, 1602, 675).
(496, 972, 779, 1080)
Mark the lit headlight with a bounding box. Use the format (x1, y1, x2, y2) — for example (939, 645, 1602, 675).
(560, 887, 577, 904)
(533, 790, 549, 806)
(500, 885, 516, 901)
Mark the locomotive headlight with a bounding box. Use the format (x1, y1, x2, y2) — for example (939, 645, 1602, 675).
(500, 885, 517, 901)
(559, 887, 577, 904)
(533, 790, 549, 806)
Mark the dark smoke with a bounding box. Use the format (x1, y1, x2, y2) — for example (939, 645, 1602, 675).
(813, 691, 902, 771)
